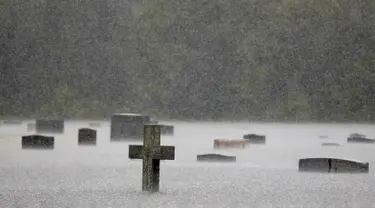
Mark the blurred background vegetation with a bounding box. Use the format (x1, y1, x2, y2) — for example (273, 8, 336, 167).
(1, 0, 374, 121)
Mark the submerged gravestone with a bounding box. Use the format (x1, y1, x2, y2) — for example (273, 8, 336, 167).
(299, 158, 369, 173)
(110, 113, 151, 140)
(78, 128, 97, 145)
(347, 133, 375, 143)
(243, 134, 266, 144)
(128, 125, 175, 192)
(322, 143, 340, 146)
(197, 153, 236, 162)
(36, 119, 64, 133)
(22, 135, 54, 149)
(213, 139, 250, 149)
(160, 124, 174, 135)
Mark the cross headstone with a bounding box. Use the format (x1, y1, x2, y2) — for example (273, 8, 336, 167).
(128, 125, 175, 192)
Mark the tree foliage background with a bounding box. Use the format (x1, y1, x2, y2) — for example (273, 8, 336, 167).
(1, 0, 375, 121)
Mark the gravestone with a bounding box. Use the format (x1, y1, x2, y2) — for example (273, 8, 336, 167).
(128, 125, 175, 192)
(36, 119, 64, 133)
(27, 123, 36, 132)
(160, 124, 174, 135)
(78, 128, 97, 145)
(110, 113, 151, 140)
(213, 139, 250, 149)
(299, 158, 369, 173)
(22, 134, 54, 149)
(347, 133, 375, 143)
(321, 142, 340, 146)
(243, 134, 266, 144)
(197, 153, 236, 162)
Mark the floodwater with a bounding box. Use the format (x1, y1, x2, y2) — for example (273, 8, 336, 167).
(0, 121, 375, 208)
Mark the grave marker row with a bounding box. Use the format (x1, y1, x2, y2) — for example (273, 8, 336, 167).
(21, 123, 175, 193)
(22, 128, 97, 149)
(7, 115, 371, 193)
(1, 113, 173, 141)
(1, 119, 65, 133)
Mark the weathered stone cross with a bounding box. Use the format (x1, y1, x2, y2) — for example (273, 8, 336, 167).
(128, 124, 175, 192)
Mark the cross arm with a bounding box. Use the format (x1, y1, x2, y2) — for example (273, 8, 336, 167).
(129, 145, 175, 160)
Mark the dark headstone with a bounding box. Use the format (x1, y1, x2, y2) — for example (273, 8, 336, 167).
(299, 158, 369, 173)
(243, 134, 266, 144)
(160, 124, 174, 135)
(128, 125, 175, 192)
(197, 153, 236, 162)
(110, 113, 151, 140)
(36, 119, 64, 133)
(22, 135, 54, 149)
(347, 133, 375, 143)
(78, 128, 97, 145)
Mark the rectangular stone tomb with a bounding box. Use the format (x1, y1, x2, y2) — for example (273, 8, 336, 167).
(299, 158, 369, 173)
(197, 154, 236, 162)
(27, 123, 36, 132)
(110, 113, 151, 140)
(160, 125, 174, 135)
(22, 135, 54, 149)
(78, 128, 97, 145)
(36, 119, 64, 133)
(3, 120, 22, 125)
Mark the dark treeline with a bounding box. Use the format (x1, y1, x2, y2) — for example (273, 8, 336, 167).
(1, 0, 375, 121)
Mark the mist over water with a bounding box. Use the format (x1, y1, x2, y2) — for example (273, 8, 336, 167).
(1, 121, 374, 207)
(2, 0, 375, 207)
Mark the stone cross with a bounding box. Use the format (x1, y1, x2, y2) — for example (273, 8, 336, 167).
(128, 125, 175, 192)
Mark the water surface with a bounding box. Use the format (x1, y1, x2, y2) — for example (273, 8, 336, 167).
(0, 121, 374, 207)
